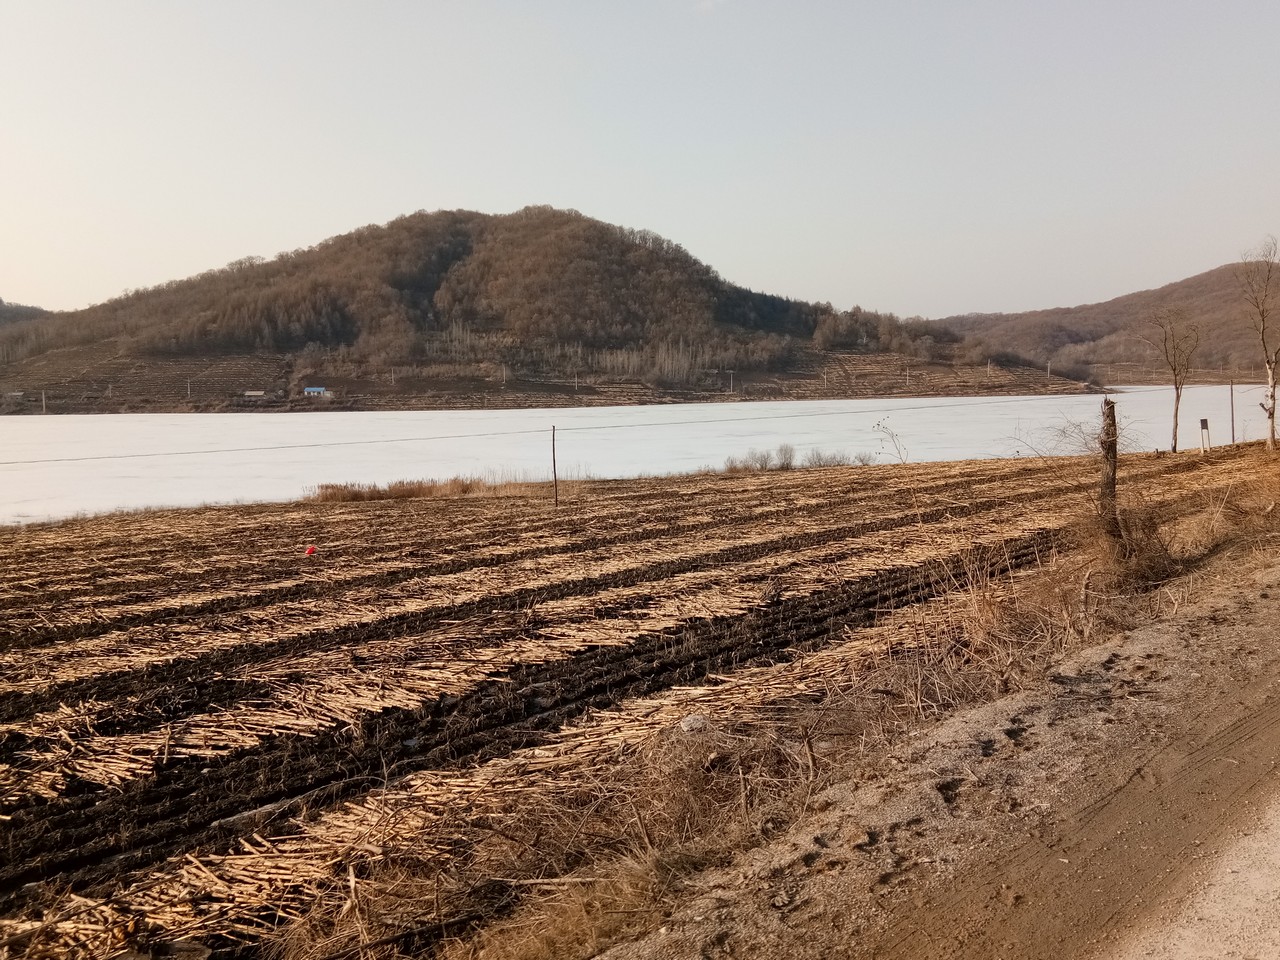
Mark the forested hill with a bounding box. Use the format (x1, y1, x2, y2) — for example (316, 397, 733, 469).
(0, 299, 46, 327)
(0, 206, 1083, 412)
(0, 207, 834, 376)
(938, 264, 1256, 376)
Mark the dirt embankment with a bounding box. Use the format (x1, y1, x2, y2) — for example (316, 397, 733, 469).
(0, 348, 1089, 415)
(601, 544, 1280, 960)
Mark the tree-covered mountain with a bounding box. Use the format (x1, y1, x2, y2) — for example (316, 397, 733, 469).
(0, 299, 46, 327)
(1, 207, 845, 383)
(938, 264, 1256, 376)
(0, 206, 1075, 411)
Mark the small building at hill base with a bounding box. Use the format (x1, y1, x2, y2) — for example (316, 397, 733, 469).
(302, 386, 331, 397)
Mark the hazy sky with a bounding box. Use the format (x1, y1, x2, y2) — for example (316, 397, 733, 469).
(3, 1, 1278, 318)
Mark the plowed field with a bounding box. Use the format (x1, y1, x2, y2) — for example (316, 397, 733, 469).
(0, 448, 1266, 958)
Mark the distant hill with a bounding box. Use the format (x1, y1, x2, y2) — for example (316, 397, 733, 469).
(0, 299, 46, 327)
(0, 206, 1084, 412)
(939, 265, 1258, 379)
(0, 207, 826, 378)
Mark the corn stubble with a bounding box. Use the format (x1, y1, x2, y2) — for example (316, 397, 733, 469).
(0, 447, 1276, 960)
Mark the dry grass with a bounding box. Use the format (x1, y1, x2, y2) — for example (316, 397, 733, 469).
(268, 715, 815, 960)
(11, 449, 1272, 960)
(307, 469, 590, 503)
(271, 485, 1280, 960)
(266, 529, 1194, 960)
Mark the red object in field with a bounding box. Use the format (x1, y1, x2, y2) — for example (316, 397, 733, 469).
(305, 545, 317, 556)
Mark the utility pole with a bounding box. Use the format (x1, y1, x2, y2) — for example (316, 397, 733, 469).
(1231, 380, 1237, 445)
(551, 426, 559, 508)
(41, 390, 46, 414)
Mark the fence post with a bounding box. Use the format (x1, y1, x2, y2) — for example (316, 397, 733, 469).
(552, 425, 559, 508)
(1230, 381, 1236, 445)
(1099, 398, 1121, 543)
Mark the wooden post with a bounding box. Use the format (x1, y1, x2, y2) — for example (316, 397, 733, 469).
(551, 425, 559, 508)
(1099, 398, 1121, 543)
(1230, 381, 1237, 445)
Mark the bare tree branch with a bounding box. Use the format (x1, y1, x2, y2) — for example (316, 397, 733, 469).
(1237, 235, 1280, 450)
(1139, 306, 1199, 453)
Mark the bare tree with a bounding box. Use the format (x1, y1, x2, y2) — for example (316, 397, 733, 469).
(1140, 307, 1199, 452)
(1237, 235, 1280, 450)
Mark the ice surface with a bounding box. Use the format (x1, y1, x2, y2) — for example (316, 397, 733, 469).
(0, 385, 1266, 525)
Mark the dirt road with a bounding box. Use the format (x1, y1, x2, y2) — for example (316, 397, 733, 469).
(1103, 792, 1280, 960)
(603, 548, 1280, 960)
(871, 576, 1280, 960)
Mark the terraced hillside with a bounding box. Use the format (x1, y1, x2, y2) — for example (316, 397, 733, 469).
(0, 448, 1269, 957)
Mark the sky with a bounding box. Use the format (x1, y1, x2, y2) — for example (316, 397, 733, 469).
(2, 0, 1278, 319)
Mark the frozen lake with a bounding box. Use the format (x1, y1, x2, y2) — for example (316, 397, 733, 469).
(0, 384, 1265, 525)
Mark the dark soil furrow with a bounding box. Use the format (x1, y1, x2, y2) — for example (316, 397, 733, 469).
(2, 454, 1206, 633)
(0, 463, 1066, 643)
(0, 485, 1075, 727)
(0, 530, 1055, 909)
(5, 677, 279, 758)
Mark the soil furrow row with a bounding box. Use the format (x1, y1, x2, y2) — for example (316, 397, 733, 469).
(0, 461, 1072, 640)
(0, 531, 1054, 907)
(0, 482, 1082, 723)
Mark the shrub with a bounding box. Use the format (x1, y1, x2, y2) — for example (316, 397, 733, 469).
(802, 449, 855, 468)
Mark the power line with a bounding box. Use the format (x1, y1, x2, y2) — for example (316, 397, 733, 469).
(0, 427, 551, 465)
(0, 394, 1075, 466)
(555, 394, 1047, 434)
